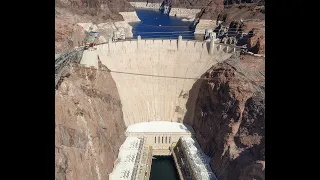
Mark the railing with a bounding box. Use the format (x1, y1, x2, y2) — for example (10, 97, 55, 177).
(144, 146, 153, 180)
(172, 146, 189, 180)
(180, 137, 217, 180)
(131, 137, 144, 180)
(96, 37, 242, 54)
(174, 144, 192, 180)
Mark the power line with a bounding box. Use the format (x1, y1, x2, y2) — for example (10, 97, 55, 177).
(87, 67, 265, 82)
(57, 49, 264, 90)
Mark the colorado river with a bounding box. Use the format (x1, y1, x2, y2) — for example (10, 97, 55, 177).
(130, 9, 195, 39)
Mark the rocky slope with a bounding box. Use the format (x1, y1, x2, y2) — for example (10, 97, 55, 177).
(55, 63, 126, 180)
(128, 1, 264, 21)
(216, 19, 265, 54)
(191, 0, 265, 52)
(129, 0, 221, 9)
(197, 0, 265, 21)
(55, 0, 136, 53)
(192, 55, 265, 180)
(245, 22, 265, 54)
(56, 0, 134, 21)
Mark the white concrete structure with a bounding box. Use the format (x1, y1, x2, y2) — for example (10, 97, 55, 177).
(182, 17, 195, 22)
(77, 23, 99, 32)
(126, 121, 193, 134)
(194, 20, 217, 35)
(109, 137, 144, 180)
(129, 2, 161, 10)
(77, 21, 135, 41)
(129, 2, 200, 19)
(180, 137, 217, 180)
(94, 37, 235, 127)
(80, 50, 98, 68)
(55, 54, 61, 59)
(119, 11, 141, 23)
(169, 8, 201, 19)
(126, 121, 194, 155)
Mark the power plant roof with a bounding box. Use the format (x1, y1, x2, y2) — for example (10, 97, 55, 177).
(126, 121, 194, 133)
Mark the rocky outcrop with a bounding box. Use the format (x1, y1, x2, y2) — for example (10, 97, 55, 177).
(168, 0, 221, 9)
(129, 2, 161, 9)
(213, 19, 265, 54)
(128, 0, 159, 2)
(169, 8, 201, 18)
(194, 19, 217, 34)
(246, 26, 265, 54)
(55, 17, 87, 53)
(55, 64, 126, 180)
(195, 0, 225, 20)
(129, 1, 201, 19)
(119, 11, 141, 22)
(221, 5, 265, 23)
(55, 0, 138, 53)
(77, 21, 134, 41)
(56, 0, 135, 21)
(192, 55, 265, 180)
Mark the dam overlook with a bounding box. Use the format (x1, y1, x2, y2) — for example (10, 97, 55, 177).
(55, 1, 265, 180)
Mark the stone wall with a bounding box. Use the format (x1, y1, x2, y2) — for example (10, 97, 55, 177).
(55, 65, 126, 180)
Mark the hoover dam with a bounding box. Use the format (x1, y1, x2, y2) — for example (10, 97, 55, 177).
(79, 35, 239, 180)
(82, 36, 236, 126)
(56, 1, 265, 179)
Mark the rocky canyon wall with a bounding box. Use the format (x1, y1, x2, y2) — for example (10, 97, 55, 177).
(192, 55, 265, 180)
(56, 0, 135, 18)
(55, 64, 126, 180)
(129, 2, 162, 9)
(55, 0, 139, 53)
(128, 1, 202, 19)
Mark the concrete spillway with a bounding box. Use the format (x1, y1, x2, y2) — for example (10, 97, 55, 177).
(94, 37, 234, 126)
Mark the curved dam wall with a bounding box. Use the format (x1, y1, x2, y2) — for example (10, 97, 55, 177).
(96, 38, 234, 127)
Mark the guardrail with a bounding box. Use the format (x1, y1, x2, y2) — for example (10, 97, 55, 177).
(131, 137, 145, 180)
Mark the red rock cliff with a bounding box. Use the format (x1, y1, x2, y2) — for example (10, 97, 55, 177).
(192, 55, 265, 180)
(55, 64, 126, 180)
(55, 0, 135, 53)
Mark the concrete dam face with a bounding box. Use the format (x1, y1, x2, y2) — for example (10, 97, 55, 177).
(96, 37, 233, 127)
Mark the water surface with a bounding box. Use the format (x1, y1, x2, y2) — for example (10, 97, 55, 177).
(149, 156, 180, 180)
(130, 9, 194, 40)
